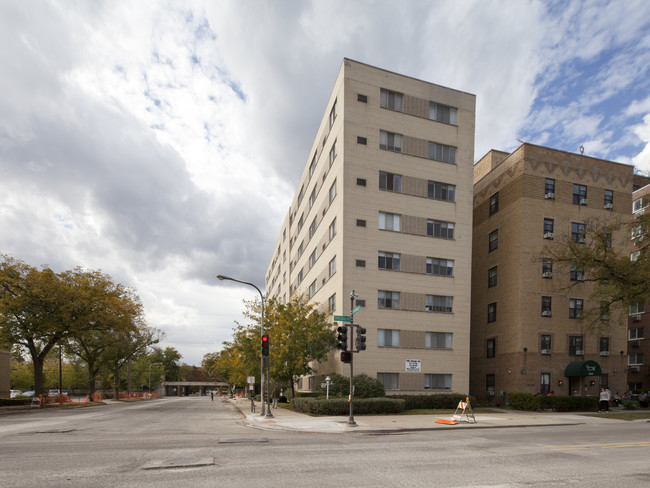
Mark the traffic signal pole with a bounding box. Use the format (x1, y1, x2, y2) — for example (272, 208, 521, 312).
(348, 290, 357, 426)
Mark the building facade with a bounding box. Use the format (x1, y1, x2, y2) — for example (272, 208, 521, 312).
(628, 178, 650, 392)
(471, 144, 634, 402)
(265, 59, 476, 394)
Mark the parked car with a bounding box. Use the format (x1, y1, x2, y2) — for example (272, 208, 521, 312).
(19, 390, 35, 398)
(10, 390, 22, 398)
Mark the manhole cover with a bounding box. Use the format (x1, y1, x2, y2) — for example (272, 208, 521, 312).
(141, 457, 216, 470)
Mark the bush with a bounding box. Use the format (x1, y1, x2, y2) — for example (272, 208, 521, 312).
(319, 373, 385, 399)
(506, 392, 598, 412)
(0, 397, 30, 406)
(292, 397, 405, 415)
(389, 393, 476, 410)
(622, 400, 639, 410)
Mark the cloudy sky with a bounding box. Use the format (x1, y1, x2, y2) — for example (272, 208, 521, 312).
(2, 0, 650, 366)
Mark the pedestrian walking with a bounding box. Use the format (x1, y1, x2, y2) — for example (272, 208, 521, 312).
(210, 391, 214, 402)
(599, 387, 610, 412)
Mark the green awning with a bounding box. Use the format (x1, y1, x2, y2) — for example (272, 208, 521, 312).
(564, 360, 602, 377)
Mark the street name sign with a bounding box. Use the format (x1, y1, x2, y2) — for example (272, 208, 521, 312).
(334, 315, 351, 322)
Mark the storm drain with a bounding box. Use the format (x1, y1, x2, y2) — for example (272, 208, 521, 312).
(141, 457, 216, 470)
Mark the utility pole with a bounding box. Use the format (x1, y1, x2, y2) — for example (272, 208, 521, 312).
(348, 290, 357, 426)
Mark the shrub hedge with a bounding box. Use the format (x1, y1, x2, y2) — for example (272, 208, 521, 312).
(291, 397, 405, 415)
(0, 398, 31, 406)
(507, 392, 598, 412)
(388, 393, 477, 410)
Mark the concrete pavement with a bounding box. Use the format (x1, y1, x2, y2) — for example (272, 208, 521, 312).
(229, 398, 624, 434)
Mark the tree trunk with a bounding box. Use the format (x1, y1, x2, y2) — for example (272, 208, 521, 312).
(86, 361, 96, 396)
(32, 354, 45, 396)
(113, 363, 120, 400)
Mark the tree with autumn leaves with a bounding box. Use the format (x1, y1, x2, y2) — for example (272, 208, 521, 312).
(203, 295, 336, 398)
(0, 254, 160, 395)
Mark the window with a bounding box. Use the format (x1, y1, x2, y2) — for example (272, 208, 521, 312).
(571, 222, 586, 243)
(297, 241, 305, 258)
(541, 296, 552, 316)
(425, 295, 453, 313)
(309, 217, 318, 239)
(429, 102, 457, 124)
(600, 337, 610, 355)
(426, 257, 454, 276)
(356, 178, 367, 186)
(569, 336, 584, 356)
(570, 265, 585, 281)
(540, 373, 551, 395)
(542, 261, 552, 278)
(488, 266, 497, 288)
(356, 219, 366, 227)
(297, 268, 304, 284)
(541, 334, 551, 353)
(629, 302, 645, 315)
(377, 372, 399, 390)
(545, 178, 555, 198)
(329, 140, 337, 165)
(328, 256, 336, 277)
(308, 249, 317, 269)
(489, 192, 499, 215)
(380, 89, 403, 111)
(633, 196, 648, 213)
(573, 184, 587, 205)
(377, 329, 400, 347)
(328, 218, 337, 241)
(631, 225, 644, 240)
(428, 142, 456, 163)
(604, 189, 613, 208)
(357, 299, 365, 307)
(428, 181, 456, 201)
(487, 339, 495, 358)
(309, 185, 317, 209)
(297, 213, 304, 232)
(379, 171, 402, 192)
(380, 130, 402, 152)
(356, 259, 366, 267)
(297, 185, 305, 206)
(569, 298, 584, 319)
(329, 180, 337, 204)
(629, 328, 645, 340)
(357, 136, 367, 145)
(629, 353, 645, 366)
(486, 375, 495, 397)
(309, 154, 317, 178)
(543, 218, 554, 238)
(329, 100, 337, 128)
(489, 230, 498, 252)
(487, 302, 497, 323)
(427, 219, 454, 238)
(426, 332, 452, 349)
(425, 374, 452, 390)
(357, 93, 367, 103)
(378, 251, 400, 271)
(631, 250, 641, 262)
(328, 294, 336, 312)
(379, 212, 401, 231)
(308, 280, 317, 298)
(378, 291, 400, 309)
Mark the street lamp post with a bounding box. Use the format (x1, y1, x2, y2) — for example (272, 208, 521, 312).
(217, 274, 273, 418)
(149, 362, 163, 393)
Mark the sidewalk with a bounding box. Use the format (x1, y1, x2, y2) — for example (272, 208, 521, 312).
(229, 398, 618, 434)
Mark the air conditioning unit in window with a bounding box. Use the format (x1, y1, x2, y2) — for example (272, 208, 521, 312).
(579, 198, 588, 205)
(600, 315, 609, 321)
(629, 365, 640, 372)
(542, 271, 553, 278)
(604, 203, 613, 209)
(542, 310, 552, 317)
(600, 351, 610, 356)
(487, 390, 495, 397)
(577, 275, 585, 281)
(541, 349, 551, 355)
(578, 237, 586, 244)
(631, 340, 641, 348)
(544, 192, 555, 200)
(632, 314, 641, 322)
(575, 350, 584, 356)
(543, 232, 554, 239)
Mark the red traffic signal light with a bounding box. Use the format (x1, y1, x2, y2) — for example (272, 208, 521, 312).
(340, 351, 352, 363)
(262, 334, 269, 356)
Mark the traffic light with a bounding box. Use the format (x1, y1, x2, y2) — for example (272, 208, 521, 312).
(261, 334, 269, 356)
(340, 351, 353, 363)
(355, 326, 367, 351)
(337, 325, 348, 351)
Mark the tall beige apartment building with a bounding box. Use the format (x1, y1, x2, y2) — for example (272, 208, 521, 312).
(471, 144, 634, 402)
(265, 59, 476, 394)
